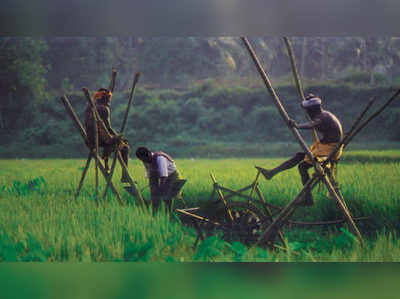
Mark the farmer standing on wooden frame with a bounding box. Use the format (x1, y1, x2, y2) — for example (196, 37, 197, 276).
(85, 88, 131, 182)
(257, 94, 344, 206)
(135, 147, 185, 212)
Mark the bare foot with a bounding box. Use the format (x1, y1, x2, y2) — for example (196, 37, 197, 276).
(255, 166, 274, 180)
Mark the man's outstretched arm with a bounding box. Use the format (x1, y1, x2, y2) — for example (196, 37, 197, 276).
(289, 118, 322, 130)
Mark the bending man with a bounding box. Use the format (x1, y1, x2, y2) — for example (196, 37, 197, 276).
(85, 88, 130, 182)
(257, 94, 343, 206)
(135, 147, 185, 211)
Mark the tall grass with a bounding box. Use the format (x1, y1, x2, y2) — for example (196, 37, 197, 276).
(0, 150, 399, 261)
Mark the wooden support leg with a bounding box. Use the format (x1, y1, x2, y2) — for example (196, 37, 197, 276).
(104, 73, 141, 199)
(322, 175, 363, 247)
(117, 151, 145, 206)
(221, 185, 252, 201)
(255, 185, 286, 246)
(193, 221, 205, 249)
(327, 168, 349, 211)
(93, 116, 99, 206)
(257, 175, 321, 246)
(75, 153, 93, 200)
(210, 173, 234, 222)
(249, 171, 261, 198)
(102, 150, 119, 199)
(61, 94, 123, 205)
(208, 185, 216, 201)
(95, 154, 124, 206)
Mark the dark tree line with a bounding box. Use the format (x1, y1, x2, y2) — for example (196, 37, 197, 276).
(1, 36, 400, 153)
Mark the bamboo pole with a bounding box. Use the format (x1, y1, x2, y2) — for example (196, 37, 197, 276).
(75, 153, 92, 200)
(249, 171, 261, 198)
(255, 185, 286, 245)
(92, 99, 99, 205)
(288, 217, 370, 226)
(176, 209, 221, 226)
(61, 96, 88, 142)
(103, 73, 141, 199)
(283, 37, 319, 142)
(217, 185, 263, 202)
(218, 185, 253, 201)
(95, 154, 124, 206)
(321, 96, 377, 169)
(241, 37, 321, 173)
(210, 173, 234, 222)
(120, 73, 141, 133)
(322, 174, 362, 243)
(117, 151, 145, 206)
(256, 174, 322, 245)
(343, 89, 400, 149)
(109, 68, 117, 92)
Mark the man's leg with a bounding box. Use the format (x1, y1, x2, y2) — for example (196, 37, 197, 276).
(164, 199, 172, 213)
(298, 161, 314, 206)
(120, 141, 130, 183)
(149, 175, 161, 214)
(102, 145, 113, 174)
(162, 171, 183, 212)
(257, 152, 306, 180)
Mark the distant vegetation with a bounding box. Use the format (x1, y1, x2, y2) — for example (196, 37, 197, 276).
(1, 80, 399, 158)
(1, 37, 400, 158)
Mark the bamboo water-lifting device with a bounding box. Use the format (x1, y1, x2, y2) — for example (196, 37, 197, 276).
(177, 37, 400, 249)
(61, 69, 145, 206)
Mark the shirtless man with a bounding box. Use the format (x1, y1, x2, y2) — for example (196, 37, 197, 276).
(257, 94, 343, 206)
(85, 88, 130, 182)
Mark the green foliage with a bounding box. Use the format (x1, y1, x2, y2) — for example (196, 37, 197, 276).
(0, 37, 49, 132)
(336, 71, 388, 86)
(123, 237, 154, 262)
(194, 236, 228, 261)
(3, 81, 398, 159)
(1, 38, 400, 158)
(0, 156, 400, 261)
(2, 177, 46, 196)
(0, 231, 18, 262)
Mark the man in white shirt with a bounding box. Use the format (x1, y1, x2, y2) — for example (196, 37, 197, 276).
(135, 147, 184, 212)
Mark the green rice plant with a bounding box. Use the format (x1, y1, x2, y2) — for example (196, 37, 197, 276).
(0, 150, 399, 261)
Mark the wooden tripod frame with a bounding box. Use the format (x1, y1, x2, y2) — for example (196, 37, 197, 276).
(60, 69, 145, 206)
(241, 37, 400, 248)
